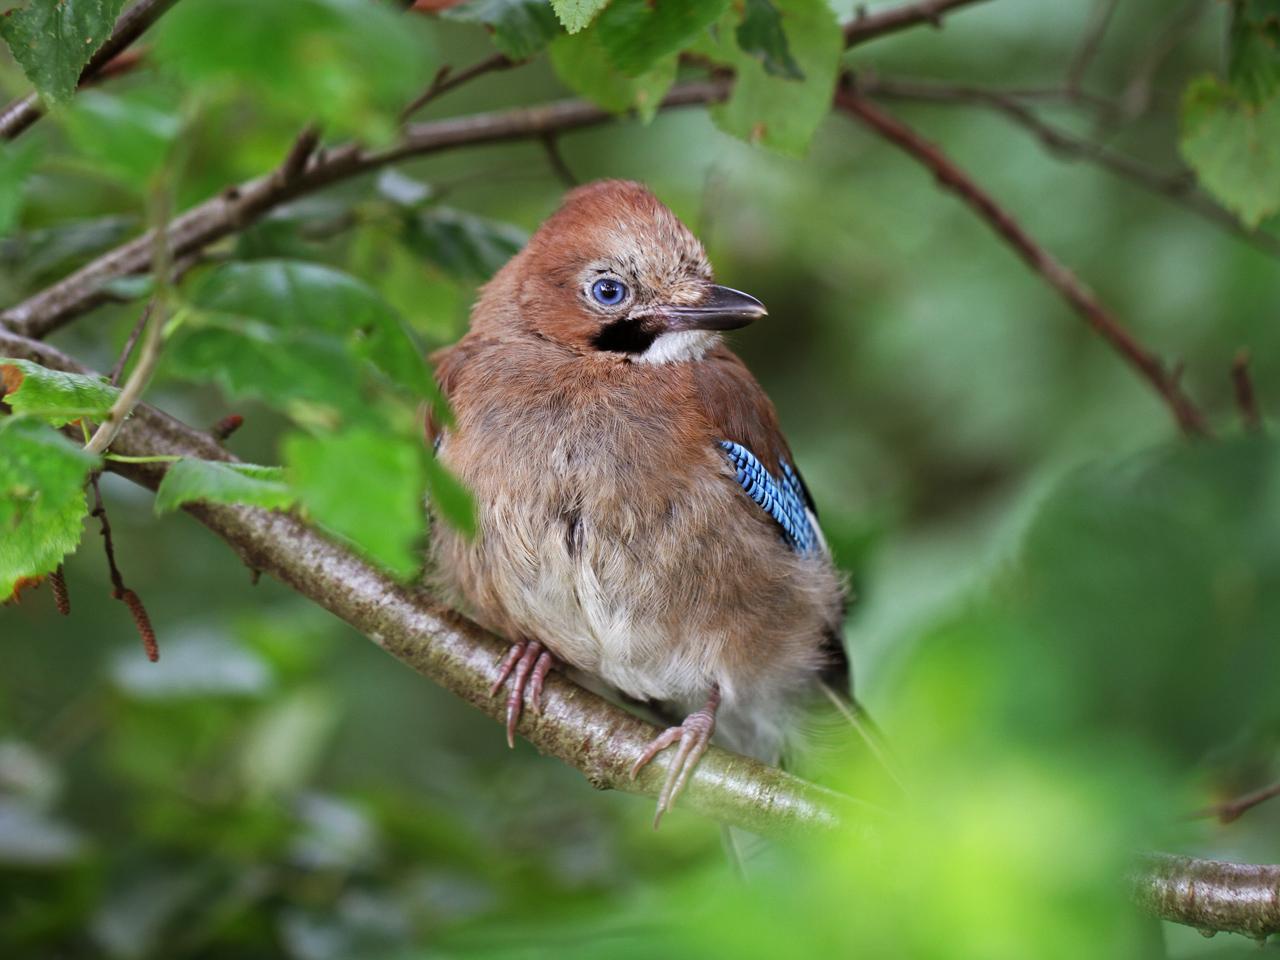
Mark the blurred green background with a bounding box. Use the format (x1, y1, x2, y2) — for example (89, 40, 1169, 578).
(3, 0, 1280, 957)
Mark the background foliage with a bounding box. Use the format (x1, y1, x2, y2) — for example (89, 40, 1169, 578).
(3, 0, 1280, 957)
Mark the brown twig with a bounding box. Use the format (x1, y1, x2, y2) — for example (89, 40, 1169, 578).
(858, 74, 1280, 261)
(0, 0, 182, 141)
(844, 0, 992, 47)
(1066, 0, 1120, 94)
(540, 134, 579, 188)
(210, 413, 244, 441)
(89, 475, 159, 662)
(1194, 781, 1280, 825)
(1, 82, 730, 340)
(49, 566, 71, 616)
(1231, 351, 1263, 432)
(834, 82, 1211, 438)
(5, 327, 1278, 938)
(400, 53, 519, 121)
(107, 302, 153, 385)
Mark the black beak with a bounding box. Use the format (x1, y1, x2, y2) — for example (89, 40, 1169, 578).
(659, 285, 767, 332)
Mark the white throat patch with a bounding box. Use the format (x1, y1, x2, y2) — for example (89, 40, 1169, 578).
(635, 330, 717, 365)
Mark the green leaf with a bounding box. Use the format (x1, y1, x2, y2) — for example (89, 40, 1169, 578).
(550, 29, 677, 121)
(153, 0, 433, 145)
(735, 0, 803, 80)
(403, 207, 527, 282)
(1014, 436, 1280, 756)
(549, 0, 609, 33)
(59, 90, 181, 184)
(442, 0, 561, 60)
(1229, 0, 1280, 104)
(595, 0, 728, 77)
(154, 459, 295, 514)
(0, 419, 98, 601)
(0, 140, 38, 237)
(711, 0, 841, 155)
(167, 260, 435, 425)
(283, 429, 427, 579)
(1180, 74, 1280, 228)
(0, 358, 120, 426)
(0, 0, 127, 103)
(425, 454, 476, 537)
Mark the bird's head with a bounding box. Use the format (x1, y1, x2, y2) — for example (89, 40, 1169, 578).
(476, 179, 766, 363)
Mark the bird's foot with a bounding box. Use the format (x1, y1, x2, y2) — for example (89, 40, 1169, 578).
(489, 638, 555, 748)
(630, 688, 721, 828)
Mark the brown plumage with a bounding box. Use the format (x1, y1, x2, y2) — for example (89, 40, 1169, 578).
(429, 180, 847, 823)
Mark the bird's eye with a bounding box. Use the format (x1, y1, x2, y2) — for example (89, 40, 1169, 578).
(591, 278, 627, 306)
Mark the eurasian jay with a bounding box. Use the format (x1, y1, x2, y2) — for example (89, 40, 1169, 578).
(429, 180, 849, 824)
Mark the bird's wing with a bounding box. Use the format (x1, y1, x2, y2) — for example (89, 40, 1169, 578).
(696, 344, 825, 556)
(425, 336, 492, 448)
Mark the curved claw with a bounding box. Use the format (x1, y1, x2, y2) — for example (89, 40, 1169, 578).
(630, 688, 720, 828)
(490, 639, 555, 748)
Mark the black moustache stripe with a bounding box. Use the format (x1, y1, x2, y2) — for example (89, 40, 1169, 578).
(591, 317, 658, 354)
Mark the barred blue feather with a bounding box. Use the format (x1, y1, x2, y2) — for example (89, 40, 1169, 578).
(718, 441, 820, 554)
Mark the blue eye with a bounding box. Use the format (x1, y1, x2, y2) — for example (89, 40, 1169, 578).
(591, 278, 627, 306)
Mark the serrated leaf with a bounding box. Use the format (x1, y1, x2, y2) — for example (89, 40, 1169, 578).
(0, 358, 120, 427)
(1180, 74, 1280, 228)
(442, 0, 561, 60)
(736, 0, 803, 80)
(425, 454, 476, 536)
(1229, 0, 1280, 104)
(154, 459, 295, 514)
(283, 429, 426, 579)
(403, 207, 527, 281)
(712, 0, 841, 156)
(549, 0, 608, 33)
(167, 260, 436, 424)
(0, 419, 98, 601)
(595, 0, 727, 76)
(550, 29, 676, 121)
(0, 0, 127, 103)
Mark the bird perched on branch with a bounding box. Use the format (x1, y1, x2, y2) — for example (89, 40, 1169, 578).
(429, 180, 851, 824)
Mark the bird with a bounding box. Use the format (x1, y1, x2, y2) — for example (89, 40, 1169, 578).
(428, 179, 850, 825)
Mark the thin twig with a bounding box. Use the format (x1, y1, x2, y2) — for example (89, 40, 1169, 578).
(1231, 350, 1263, 432)
(834, 81, 1211, 438)
(1192, 781, 1280, 825)
(1120, 0, 1205, 121)
(400, 53, 519, 121)
(540, 134, 579, 188)
(1, 82, 730, 340)
(858, 74, 1280, 260)
(86, 302, 162, 454)
(210, 413, 244, 441)
(0, 0, 182, 141)
(107, 304, 152, 386)
(89, 475, 159, 661)
(5, 327, 1279, 939)
(844, 0, 992, 47)
(1066, 0, 1120, 94)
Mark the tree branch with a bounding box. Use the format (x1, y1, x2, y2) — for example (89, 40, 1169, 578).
(858, 74, 1280, 261)
(843, 0, 992, 48)
(0, 82, 729, 341)
(2, 326, 1277, 938)
(833, 82, 1212, 438)
(0, 0, 182, 141)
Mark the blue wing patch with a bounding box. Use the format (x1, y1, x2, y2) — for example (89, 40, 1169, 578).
(718, 440, 820, 554)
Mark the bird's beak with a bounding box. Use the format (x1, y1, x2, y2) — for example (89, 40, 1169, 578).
(658, 285, 767, 332)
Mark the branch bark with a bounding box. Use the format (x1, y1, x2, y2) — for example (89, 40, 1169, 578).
(2, 326, 1278, 939)
(0, 0, 182, 141)
(833, 83, 1212, 438)
(0, 81, 728, 341)
(843, 0, 992, 47)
